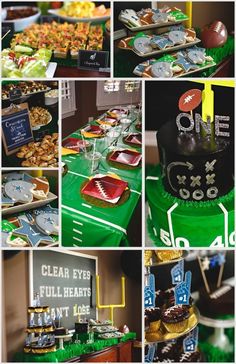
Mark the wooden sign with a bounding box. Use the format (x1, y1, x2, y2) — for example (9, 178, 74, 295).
(2, 103, 34, 156)
(29, 250, 97, 329)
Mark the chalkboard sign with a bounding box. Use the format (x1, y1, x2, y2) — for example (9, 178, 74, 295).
(29, 250, 97, 329)
(9, 88, 22, 101)
(78, 50, 109, 71)
(2, 22, 14, 37)
(2, 104, 34, 156)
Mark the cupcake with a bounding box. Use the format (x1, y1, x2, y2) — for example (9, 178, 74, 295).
(165, 289, 194, 314)
(156, 340, 178, 361)
(145, 307, 161, 332)
(155, 250, 183, 262)
(161, 305, 190, 333)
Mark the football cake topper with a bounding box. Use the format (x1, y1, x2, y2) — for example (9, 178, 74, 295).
(178, 89, 202, 112)
(197, 252, 226, 294)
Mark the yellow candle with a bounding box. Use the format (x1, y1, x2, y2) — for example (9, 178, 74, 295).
(202, 83, 214, 122)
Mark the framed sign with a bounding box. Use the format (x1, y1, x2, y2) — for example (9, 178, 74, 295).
(2, 103, 34, 156)
(29, 250, 98, 329)
(9, 88, 22, 101)
(78, 50, 109, 71)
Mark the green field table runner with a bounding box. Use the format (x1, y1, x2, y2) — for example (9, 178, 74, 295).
(62, 114, 142, 247)
(13, 332, 136, 362)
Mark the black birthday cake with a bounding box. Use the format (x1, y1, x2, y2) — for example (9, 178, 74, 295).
(198, 284, 234, 316)
(146, 88, 234, 247)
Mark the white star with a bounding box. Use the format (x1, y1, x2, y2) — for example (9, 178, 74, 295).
(202, 257, 210, 271)
(190, 175, 201, 187)
(206, 174, 215, 185)
(177, 175, 186, 185)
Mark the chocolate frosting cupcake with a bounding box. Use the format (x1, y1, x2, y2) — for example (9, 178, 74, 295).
(145, 307, 161, 323)
(161, 305, 190, 333)
(161, 305, 189, 323)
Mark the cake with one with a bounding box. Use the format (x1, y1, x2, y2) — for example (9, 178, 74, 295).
(146, 86, 234, 247)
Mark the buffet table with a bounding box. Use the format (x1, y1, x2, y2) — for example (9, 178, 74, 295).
(14, 333, 136, 362)
(62, 109, 142, 247)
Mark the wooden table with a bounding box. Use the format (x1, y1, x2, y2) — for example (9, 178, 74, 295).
(66, 340, 135, 362)
(55, 66, 110, 78)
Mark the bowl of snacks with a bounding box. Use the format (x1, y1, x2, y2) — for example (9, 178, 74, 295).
(45, 89, 59, 105)
(2, 6, 41, 32)
(29, 106, 52, 130)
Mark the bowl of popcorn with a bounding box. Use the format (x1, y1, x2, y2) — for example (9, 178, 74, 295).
(45, 89, 58, 105)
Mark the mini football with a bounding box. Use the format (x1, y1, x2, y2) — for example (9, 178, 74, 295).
(178, 89, 202, 112)
(201, 21, 228, 49)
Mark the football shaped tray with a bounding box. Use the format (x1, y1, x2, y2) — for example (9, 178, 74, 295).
(118, 36, 201, 57)
(145, 306, 199, 343)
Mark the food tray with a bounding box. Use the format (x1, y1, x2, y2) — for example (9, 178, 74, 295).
(119, 16, 189, 32)
(2, 87, 51, 101)
(133, 59, 216, 78)
(123, 133, 142, 147)
(119, 37, 201, 58)
(2, 191, 57, 216)
(48, 8, 110, 24)
(31, 111, 52, 131)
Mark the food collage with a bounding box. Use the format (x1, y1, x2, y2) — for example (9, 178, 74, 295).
(0, 1, 235, 364)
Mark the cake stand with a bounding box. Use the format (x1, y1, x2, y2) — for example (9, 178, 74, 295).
(55, 333, 73, 350)
(198, 314, 234, 352)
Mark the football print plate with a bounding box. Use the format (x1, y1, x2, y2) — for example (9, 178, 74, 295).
(62, 138, 90, 152)
(109, 149, 142, 167)
(82, 125, 104, 136)
(124, 133, 142, 146)
(81, 175, 128, 204)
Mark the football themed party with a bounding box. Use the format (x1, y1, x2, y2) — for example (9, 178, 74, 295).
(0, 0, 235, 363)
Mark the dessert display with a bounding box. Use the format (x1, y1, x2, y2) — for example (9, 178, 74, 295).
(1, 171, 59, 247)
(2, 81, 49, 99)
(197, 252, 234, 317)
(118, 27, 200, 57)
(114, 2, 235, 78)
(119, 6, 188, 31)
(144, 250, 200, 362)
(24, 295, 56, 354)
(146, 82, 234, 247)
(133, 47, 215, 78)
(2, 81, 59, 168)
